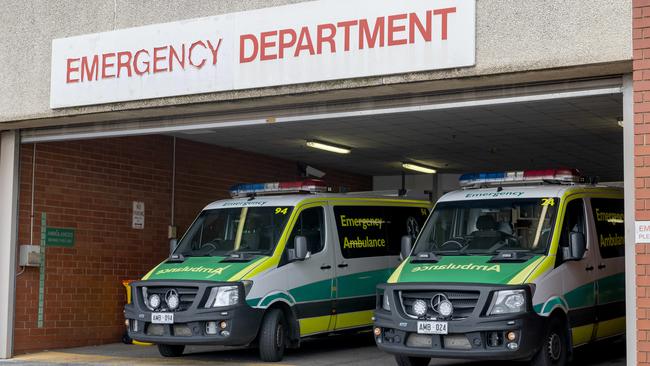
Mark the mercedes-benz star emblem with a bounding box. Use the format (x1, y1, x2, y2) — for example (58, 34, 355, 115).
(431, 293, 454, 318)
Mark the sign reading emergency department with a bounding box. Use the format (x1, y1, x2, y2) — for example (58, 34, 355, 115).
(50, 0, 476, 108)
(636, 221, 650, 243)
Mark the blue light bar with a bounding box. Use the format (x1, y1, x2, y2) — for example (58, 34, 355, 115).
(229, 179, 328, 197)
(459, 169, 580, 187)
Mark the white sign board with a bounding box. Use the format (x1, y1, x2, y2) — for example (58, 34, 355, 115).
(132, 201, 145, 230)
(636, 221, 650, 243)
(50, 0, 475, 108)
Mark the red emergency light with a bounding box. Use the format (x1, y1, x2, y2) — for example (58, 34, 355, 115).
(229, 179, 329, 197)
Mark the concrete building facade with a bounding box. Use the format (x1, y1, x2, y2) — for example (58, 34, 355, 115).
(0, 0, 639, 363)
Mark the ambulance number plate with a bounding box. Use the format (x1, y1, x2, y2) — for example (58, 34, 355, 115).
(151, 313, 174, 324)
(417, 321, 448, 335)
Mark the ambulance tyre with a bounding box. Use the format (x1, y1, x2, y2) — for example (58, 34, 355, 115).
(531, 316, 569, 366)
(394, 355, 430, 366)
(157, 344, 185, 357)
(259, 309, 288, 362)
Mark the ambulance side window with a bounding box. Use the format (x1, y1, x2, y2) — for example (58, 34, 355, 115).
(591, 198, 625, 259)
(286, 207, 325, 255)
(558, 199, 585, 262)
(384, 207, 429, 255)
(334, 206, 388, 259)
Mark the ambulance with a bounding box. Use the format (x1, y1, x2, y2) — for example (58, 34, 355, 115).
(124, 179, 431, 361)
(373, 169, 625, 366)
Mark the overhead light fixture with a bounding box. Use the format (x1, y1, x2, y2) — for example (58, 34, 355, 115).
(306, 140, 351, 154)
(402, 162, 437, 174)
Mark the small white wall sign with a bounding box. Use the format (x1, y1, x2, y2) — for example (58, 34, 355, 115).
(636, 221, 650, 243)
(132, 201, 145, 230)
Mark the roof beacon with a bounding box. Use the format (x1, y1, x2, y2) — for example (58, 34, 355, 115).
(229, 179, 329, 197)
(459, 169, 581, 187)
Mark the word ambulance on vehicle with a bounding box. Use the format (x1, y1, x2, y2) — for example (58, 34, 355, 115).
(124, 179, 431, 361)
(373, 169, 625, 366)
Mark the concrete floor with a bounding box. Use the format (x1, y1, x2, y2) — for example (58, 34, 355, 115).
(1, 333, 626, 366)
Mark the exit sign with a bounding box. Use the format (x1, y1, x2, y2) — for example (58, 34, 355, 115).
(45, 227, 75, 247)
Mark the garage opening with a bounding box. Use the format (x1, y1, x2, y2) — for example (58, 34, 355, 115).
(11, 78, 627, 365)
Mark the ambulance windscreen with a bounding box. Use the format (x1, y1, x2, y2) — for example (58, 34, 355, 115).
(174, 206, 294, 257)
(413, 198, 559, 256)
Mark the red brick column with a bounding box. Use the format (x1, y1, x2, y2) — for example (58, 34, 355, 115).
(636, 1, 650, 364)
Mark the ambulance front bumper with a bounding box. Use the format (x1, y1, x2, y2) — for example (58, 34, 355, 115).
(124, 280, 264, 346)
(373, 283, 545, 361)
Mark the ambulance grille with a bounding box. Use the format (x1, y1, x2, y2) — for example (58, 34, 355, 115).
(143, 286, 198, 312)
(400, 290, 480, 319)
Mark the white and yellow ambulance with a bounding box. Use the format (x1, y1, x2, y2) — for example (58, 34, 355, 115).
(124, 179, 431, 361)
(374, 169, 625, 366)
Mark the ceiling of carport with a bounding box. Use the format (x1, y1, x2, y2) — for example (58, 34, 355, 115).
(171, 93, 623, 181)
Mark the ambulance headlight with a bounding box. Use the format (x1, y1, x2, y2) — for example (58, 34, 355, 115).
(488, 290, 526, 315)
(382, 292, 391, 311)
(205, 286, 240, 308)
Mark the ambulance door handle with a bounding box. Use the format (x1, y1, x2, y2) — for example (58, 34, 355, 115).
(598, 264, 607, 270)
(585, 265, 594, 272)
(320, 265, 332, 270)
(338, 263, 349, 268)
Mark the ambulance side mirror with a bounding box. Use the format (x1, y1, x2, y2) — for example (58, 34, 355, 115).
(400, 235, 413, 260)
(293, 236, 310, 261)
(564, 232, 586, 261)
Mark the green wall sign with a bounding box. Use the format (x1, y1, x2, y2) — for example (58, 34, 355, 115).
(45, 227, 75, 247)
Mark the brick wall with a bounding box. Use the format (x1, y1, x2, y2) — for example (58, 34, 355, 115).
(13, 135, 370, 354)
(636, 1, 650, 363)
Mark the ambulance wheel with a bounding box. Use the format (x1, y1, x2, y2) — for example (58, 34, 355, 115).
(157, 344, 185, 357)
(394, 355, 430, 366)
(259, 309, 287, 362)
(531, 317, 569, 366)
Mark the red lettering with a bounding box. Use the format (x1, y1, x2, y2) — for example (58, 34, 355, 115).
(133, 49, 150, 75)
(81, 56, 99, 82)
(101, 53, 115, 79)
(239, 34, 258, 63)
(169, 45, 185, 72)
(189, 40, 207, 69)
(153, 46, 168, 73)
(66, 58, 80, 83)
(337, 20, 358, 51)
(116, 51, 132, 78)
(207, 39, 222, 65)
(317, 23, 336, 54)
(387, 14, 407, 46)
(260, 31, 278, 61)
(409, 11, 432, 44)
(434, 7, 456, 40)
(294, 26, 315, 57)
(359, 17, 385, 49)
(278, 29, 297, 59)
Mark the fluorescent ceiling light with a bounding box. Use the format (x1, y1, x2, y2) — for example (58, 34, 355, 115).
(306, 140, 351, 154)
(402, 162, 437, 174)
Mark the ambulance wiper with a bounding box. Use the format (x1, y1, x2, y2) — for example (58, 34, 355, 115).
(410, 252, 441, 263)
